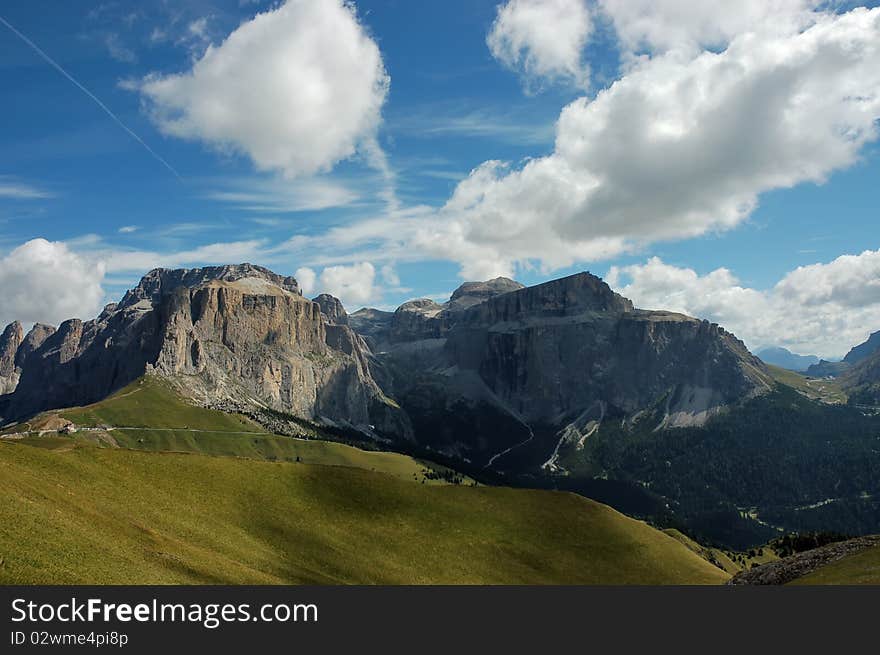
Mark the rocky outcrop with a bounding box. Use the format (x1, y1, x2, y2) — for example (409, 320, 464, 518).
(0, 321, 23, 395)
(313, 294, 349, 326)
(0, 322, 58, 398)
(729, 536, 880, 585)
(0, 264, 409, 440)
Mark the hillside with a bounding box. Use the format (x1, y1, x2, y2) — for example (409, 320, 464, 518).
(3, 376, 459, 485)
(558, 385, 880, 548)
(0, 438, 727, 585)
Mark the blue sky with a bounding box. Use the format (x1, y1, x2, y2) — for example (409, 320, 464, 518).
(1, 0, 879, 357)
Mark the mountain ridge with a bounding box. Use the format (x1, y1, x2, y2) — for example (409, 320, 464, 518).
(1, 265, 770, 447)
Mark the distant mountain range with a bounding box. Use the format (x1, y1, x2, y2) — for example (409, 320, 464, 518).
(3, 263, 880, 549)
(756, 347, 820, 372)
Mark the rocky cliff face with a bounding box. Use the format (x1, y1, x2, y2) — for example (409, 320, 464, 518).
(365, 272, 772, 468)
(0, 264, 409, 439)
(0, 322, 56, 398)
(0, 321, 23, 396)
(366, 276, 526, 345)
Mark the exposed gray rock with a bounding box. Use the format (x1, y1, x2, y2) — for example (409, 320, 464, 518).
(729, 536, 880, 585)
(373, 277, 525, 346)
(390, 299, 446, 342)
(0, 264, 410, 440)
(312, 293, 349, 326)
(367, 271, 772, 467)
(0, 321, 23, 395)
(348, 308, 393, 340)
(446, 277, 524, 312)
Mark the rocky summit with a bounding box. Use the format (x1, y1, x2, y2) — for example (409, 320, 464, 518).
(0, 264, 772, 469)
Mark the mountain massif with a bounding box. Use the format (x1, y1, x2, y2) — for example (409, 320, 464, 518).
(4, 263, 880, 549)
(1, 265, 771, 459)
(0, 264, 409, 438)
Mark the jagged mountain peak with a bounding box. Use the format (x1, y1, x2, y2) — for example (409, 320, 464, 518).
(1, 320, 23, 338)
(0, 321, 24, 395)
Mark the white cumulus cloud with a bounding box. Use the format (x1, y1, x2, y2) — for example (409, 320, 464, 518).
(442, 7, 880, 276)
(133, 0, 390, 178)
(597, 0, 820, 55)
(316, 262, 376, 308)
(294, 266, 317, 296)
(294, 262, 376, 308)
(608, 250, 880, 358)
(487, 0, 593, 89)
(0, 239, 106, 329)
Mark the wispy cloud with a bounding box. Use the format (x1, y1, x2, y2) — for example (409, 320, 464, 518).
(391, 105, 555, 146)
(204, 175, 360, 213)
(0, 176, 53, 199)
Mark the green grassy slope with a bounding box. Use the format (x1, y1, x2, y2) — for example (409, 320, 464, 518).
(31, 376, 454, 485)
(0, 440, 728, 585)
(662, 528, 778, 574)
(788, 546, 880, 585)
(58, 376, 265, 430)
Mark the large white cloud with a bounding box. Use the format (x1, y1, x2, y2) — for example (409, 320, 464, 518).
(437, 6, 880, 276)
(608, 250, 880, 358)
(775, 250, 880, 309)
(597, 0, 820, 54)
(487, 0, 593, 89)
(0, 239, 106, 329)
(134, 0, 389, 177)
(294, 262, 376, 309)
